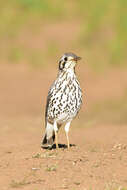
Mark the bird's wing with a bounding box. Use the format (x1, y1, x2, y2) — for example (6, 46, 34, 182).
(45, 80, 56, 125)
(45, 92, 51, 123)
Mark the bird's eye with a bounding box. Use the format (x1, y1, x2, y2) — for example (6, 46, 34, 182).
(64, 57, 67, 61)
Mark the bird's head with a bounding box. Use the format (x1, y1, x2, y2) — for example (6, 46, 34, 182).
(58, 52, 81, 72)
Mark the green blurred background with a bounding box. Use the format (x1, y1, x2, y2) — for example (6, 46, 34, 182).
(1, 0, 127, 68)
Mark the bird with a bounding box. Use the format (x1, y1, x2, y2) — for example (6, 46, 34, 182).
(41, 52, 82, 149)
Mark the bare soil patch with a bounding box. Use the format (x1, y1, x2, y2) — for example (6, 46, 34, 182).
(0, 64, 127, 190)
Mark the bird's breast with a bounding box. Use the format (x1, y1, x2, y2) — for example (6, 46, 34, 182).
(47, 73, 82, 123)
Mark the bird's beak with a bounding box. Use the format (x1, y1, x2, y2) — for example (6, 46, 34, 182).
(74, 56, 81, 61)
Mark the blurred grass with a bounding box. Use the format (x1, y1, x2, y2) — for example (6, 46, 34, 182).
(0, 0, 127, 67)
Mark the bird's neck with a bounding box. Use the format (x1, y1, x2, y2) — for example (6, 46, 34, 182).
(58, 68, 76, 80)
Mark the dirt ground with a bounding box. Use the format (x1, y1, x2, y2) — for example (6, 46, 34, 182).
(0, 63, 127, 190)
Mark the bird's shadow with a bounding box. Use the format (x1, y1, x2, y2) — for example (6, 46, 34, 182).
(41, 143, 76, 150)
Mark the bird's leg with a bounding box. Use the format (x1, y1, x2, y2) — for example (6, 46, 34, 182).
(65, 121, 71, 149)
(54, 121, 58, 149)
(55, 130, 58, 149)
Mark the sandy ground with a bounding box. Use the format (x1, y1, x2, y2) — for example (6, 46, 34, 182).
(0, 64, 127, 190)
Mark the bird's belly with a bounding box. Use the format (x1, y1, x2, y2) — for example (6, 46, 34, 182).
(48, 96, 82, 124)
(47, 78, 82, 123)
(56, 112, 69, 123)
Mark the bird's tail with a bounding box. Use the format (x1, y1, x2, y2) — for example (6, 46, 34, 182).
(41, 121, 55, 148)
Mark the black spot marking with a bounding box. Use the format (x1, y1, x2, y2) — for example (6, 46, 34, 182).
(63, 61, 66, 68)
(64, 57, 67, 61)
